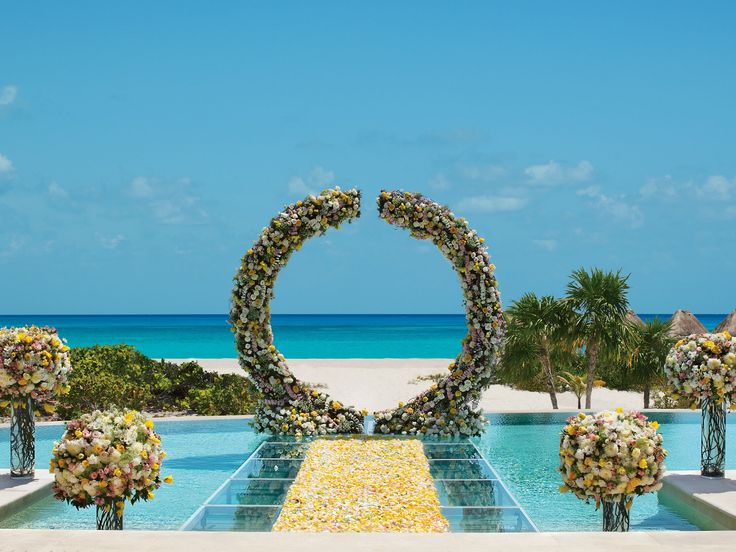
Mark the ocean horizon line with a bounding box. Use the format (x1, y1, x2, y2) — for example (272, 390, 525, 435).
(0, 312, 727, 358)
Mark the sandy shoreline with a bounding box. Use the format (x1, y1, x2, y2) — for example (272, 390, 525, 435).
(168, 358, 646, 413)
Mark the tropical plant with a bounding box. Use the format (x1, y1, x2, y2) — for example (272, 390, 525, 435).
(565, 268, 631, 408)
(627, 319, 674, 408)
(501, 294, 574, 408)
(558, 371, 605, 409)
(56, 345, 259, 418)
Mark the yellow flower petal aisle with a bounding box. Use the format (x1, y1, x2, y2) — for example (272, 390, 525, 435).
(272, 438, 449, 532)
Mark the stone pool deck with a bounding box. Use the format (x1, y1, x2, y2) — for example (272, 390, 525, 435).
(659, 470, 736, 530)
(0, 529, 735, 551)
(0, 469, 53, 521)
(1, 468, 736, 550)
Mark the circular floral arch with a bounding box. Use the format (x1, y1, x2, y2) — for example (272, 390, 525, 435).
(372, 191, 504, 436)
(230, 188, 504, 437)
(230, 188, 365, 435)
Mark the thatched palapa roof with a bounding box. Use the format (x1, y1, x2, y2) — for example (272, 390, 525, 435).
(715, 309, 736, 334)
(626, 310, 645, 327)
(668, 309, 707, 337)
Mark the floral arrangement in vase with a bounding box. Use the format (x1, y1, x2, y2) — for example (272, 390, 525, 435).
(0, 325, 72, 477)
(665, 331, 736, 476)
(51, 409, 172, 529)
(559, 409, 666, 531)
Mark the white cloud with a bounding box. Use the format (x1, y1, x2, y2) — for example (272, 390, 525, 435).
(48, 181, 68, 199)
(697, 175, 734, 200)
(0, 153, 13, 174)
(458, 164, 507, 182)
(97, 234, 125, 250)
(456, 195, 527, 213)
(532, 239, 558, 251)
(525, 160, 593, 185)
(0, 236, 23, 257)
(639, 175, 683, 199)
(129, 176, 155, 198)
(0, 85, 17, 106)
(288, 166, 335, 196)
(128, 176, 207, 224)
(429, 173, 451, 190)
(287, 177, 312, 196)
(577, 186, 643, 228)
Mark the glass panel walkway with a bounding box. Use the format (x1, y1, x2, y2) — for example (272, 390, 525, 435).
(181, 437, 537, 533)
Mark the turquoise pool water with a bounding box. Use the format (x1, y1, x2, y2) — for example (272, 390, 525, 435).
(0, 412, 733, 531)
(0, 419, 263, 530)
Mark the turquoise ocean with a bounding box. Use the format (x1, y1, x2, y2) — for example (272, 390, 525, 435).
(0, 314, 726, 358)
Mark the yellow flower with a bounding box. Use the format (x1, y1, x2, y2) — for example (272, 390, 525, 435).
(164, 475, 174, 484)
(615, 407, 623, 413)
(559, 485, 569, 493)
(638, 459, 648, 469)
(113, 468, 122, 477)
(649, 421, 660, 430)
(145, 419, 154, 429)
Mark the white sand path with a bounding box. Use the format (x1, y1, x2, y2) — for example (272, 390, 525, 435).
(168, 358, 645, 413)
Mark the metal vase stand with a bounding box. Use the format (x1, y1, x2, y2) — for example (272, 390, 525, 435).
(602, 496, 630, 532)
(10, 397, 35, 478)
(96, 504, 124, 530)
(700, 398, 726, 478)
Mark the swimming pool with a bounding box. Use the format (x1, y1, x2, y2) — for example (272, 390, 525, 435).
(0, 412, 732, 531)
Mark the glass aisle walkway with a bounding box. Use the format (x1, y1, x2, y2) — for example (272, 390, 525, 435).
(181, 437, 537, 533)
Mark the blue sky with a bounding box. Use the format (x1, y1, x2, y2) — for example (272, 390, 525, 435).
(1, 2, 735, 314)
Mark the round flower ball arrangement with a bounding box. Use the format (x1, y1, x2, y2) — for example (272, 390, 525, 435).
(559, 409, 666, 532)
(0, 326, 72, 477)
(664, 332, 736, 477)
(50, 409, 173, 530)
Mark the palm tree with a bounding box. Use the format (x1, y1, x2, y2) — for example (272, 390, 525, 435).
(628, 318, 673, 408)
(565, 268, 631, 409)
(501, 294, 573, 409)
(558, 371, 606, 409)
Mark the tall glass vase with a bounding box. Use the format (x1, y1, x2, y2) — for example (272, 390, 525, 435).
(10, 397, 35, 478)
(701, 398, 726, 478)
(96, 504, 124, 530)
(602, 497, 630, 532)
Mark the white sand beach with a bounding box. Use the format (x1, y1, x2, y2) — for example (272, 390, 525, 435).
(168, 358, 645, 413)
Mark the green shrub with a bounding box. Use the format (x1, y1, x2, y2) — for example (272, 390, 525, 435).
(53, 344, 258, 419)
(186, 374, 258, 415)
